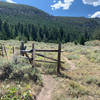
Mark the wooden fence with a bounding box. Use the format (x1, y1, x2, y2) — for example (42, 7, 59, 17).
(20, 41, 64, 74)
(0, 44, 15, 57)
(0, 42, 64, 75)
(0, 44, 7, 57)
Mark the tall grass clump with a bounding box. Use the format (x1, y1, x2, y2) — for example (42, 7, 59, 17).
(42, 63, 57, 75)
(68, 81, 89, 98)
(86, 52, 100, 63)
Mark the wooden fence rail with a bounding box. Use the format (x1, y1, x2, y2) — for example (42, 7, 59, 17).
(35, 53, 64, 63)
(21, 49, 64, 53)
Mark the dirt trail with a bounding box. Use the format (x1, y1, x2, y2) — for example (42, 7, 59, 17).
(37, 75, 57, 100)
(62, 53, 76, 70)
(37, 52, 76, 100)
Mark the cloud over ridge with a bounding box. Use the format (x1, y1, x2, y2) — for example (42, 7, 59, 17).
(91, 11, 100, 18)
(51, 0, 74, 10)
(6, 0, 16, 3)
(82, 0, 100, 6)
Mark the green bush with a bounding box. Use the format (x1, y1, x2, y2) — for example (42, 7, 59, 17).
(85, 76, 97, 84)
(85, 76, 100, 87)
(43, 63, 57, 74)
(67, 55, 80, 60)
(68, 81, 88, 98)
(86, 52, 100, 63)
(28, 68, 42, 85)
(0, 87, 33, 100)
(96, 80, 100, 87)
(85, 40, 100, 46)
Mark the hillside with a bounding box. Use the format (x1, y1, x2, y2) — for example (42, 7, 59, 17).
(0, 1, 55, 24)
(0, 1, 100, 43)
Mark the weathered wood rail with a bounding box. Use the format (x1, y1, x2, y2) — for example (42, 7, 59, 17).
(20, 41, 64, 74)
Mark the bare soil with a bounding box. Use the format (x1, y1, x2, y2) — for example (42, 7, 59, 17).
(37, 75, 57, 100)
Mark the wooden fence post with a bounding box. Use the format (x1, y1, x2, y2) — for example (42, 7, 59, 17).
(1, 45, 4, 57)
(20, 41, 24, 56)
(57, 43, 61, 75)
(32, 43, 35, 68)
(4, 46, 7, 56)
(13, 47, 14, 54)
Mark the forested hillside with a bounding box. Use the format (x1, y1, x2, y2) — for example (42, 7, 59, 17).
(0, 1, 100, 44)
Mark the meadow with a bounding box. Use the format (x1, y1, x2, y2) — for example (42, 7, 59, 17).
(0, 40, 100, 100)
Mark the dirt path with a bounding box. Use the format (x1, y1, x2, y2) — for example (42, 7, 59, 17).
(37, 52, 76, 100)
(37, 75, 57, 100)
(62, 53, 76, 70)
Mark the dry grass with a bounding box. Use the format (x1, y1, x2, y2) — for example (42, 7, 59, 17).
(0, 40, 100, 100)
(52, 41, 100, 100)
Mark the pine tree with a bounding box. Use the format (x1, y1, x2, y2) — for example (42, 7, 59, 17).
(80, 36, 86, 45)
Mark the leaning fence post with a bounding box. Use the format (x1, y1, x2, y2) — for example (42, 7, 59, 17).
(57, 43, 61, 75)
(32, 43, 35, 68)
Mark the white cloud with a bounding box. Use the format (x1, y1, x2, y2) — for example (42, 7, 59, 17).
(91, 11, 100, 18)
(51, 0, 74, 10)
(53, 0, 56, 3)
(82, 0, 100, 6)
(6, 0, 16, 3)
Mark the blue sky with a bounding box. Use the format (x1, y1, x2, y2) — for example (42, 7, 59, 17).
(1, 0, 100, 18)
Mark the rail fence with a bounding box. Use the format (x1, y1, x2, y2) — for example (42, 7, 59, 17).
(20, 41, 64, 74)
(0, 42, 64, 75)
